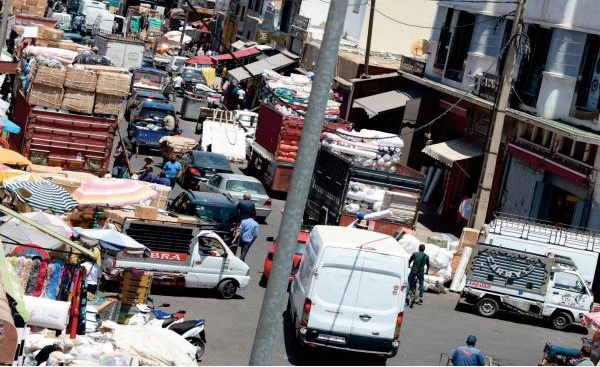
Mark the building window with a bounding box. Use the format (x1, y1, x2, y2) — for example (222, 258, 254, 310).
(444, 11, 476, 82)
(513, 25, 553, 108)
(573, 34, 600, 113)
(433, 8, 454, 74)
(352, 1, 360, 14)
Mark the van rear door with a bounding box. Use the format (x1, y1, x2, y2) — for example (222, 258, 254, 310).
(351, 251, 405, 343)
(308, 247, 361, 335)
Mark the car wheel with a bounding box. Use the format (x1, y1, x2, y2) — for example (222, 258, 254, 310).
(259, 274, 268, 288)
(217, 279, 238, 299)
(476, 298, 499, 318)
(551, 311, 572, 330)
(186, 337, 205, 361)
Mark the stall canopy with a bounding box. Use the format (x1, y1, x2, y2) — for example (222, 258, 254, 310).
(352, 90, 413, 118)
(422, 137, 485, 167)
(211, 47, 261, 61)
(185, 55, 214, 65)
(228, 53, 299, 83)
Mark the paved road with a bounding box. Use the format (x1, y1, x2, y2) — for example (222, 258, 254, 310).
(117, 99, 588, 365)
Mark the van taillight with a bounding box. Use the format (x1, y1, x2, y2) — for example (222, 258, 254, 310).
(265, 198, 272, 207)
(300, 298, 312, 327)
(393, 312, 404, 340)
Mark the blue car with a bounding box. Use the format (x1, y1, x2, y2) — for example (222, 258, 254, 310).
(130, 101, 179, 152)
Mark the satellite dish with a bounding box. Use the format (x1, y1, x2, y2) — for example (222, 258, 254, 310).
(410, 39, 431, 57)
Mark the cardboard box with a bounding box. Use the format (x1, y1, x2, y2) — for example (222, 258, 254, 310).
(96, 72, 131, 97)
(31, 62, 66, 88)
(58, 40, 79, 52)
(38, 26, 64, 42)
(27, 84, 64, 109)
(94, 93, 124, 116)
(134, 205, 158, 220)
(65, 66, 97, 92)
(459, 227, 480, 249)
(62, 89, 95, 114)
(97, 72, 131, 96)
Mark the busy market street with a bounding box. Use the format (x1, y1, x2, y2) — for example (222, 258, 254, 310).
(3, 0, 600, 365)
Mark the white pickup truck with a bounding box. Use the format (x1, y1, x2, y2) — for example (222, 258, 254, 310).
(103, 220, 249, 299)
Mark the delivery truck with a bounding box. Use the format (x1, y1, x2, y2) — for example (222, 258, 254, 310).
(304, 147, 425, 234)
(482, 213, 600, 298)
(460, 243, 593, 330)
(245, 103, 351, 193)
(94, 33, 145, 69)
(10, 91, 118, 174)
(103, 218, 250, 299)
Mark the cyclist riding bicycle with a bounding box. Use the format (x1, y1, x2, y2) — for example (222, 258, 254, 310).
(407, 244, 430, 305)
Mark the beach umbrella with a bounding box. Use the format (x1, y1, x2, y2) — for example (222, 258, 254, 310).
(5, 181, 78, 214)
(583, 312, 600, 330)
(0, 212, 72, 249)
(0, 148, 30, 165)
(163, 31, 192, 44)
(73, 227, 148, 255)
(0, 163, 30, 183)
(72, 178, 157, 207)
(0, 117, 20, 133)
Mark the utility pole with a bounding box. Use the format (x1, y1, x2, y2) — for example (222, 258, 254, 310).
(363, 0, 375, 76)
(471, 0, 526, 229)
(248, 0, 350, 364)
(178, 8, 189, 56)
(0, 0, 12, 54)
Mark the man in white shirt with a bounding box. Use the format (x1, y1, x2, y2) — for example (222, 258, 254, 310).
(237, 87, 246, 109)
(82, 260, 101, 294)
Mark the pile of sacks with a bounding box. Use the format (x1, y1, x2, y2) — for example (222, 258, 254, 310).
(398, 233, 455, 293)
(345, 181, 386, 213)
(322, 129, 404, 173)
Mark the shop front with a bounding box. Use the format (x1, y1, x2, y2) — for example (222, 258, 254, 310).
(499, 142, 592, 226)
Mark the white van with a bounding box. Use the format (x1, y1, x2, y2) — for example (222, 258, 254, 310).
(288, 226, 409, 360)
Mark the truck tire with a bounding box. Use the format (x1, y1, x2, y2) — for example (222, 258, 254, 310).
(476, 298, 499, 318)
(551, 311, 573, 330)
(217, 279, 238, 299)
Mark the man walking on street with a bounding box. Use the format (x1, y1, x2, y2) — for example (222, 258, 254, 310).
(123, 128, 139, 157)
(576, 346, 595, 366)
(162, 153, 181, 188)
(111, 148, 128, 178)
(407, 244, 429, 304)
(451, 335, 485, 366)
(238, 212, 259, 262)
(237, 193, 256, 220)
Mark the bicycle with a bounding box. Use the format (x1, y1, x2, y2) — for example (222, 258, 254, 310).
(407, 275, 419, 308)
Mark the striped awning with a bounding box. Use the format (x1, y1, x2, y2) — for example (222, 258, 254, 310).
(422, 137, 485, 167)
(5, 181, 78, 214)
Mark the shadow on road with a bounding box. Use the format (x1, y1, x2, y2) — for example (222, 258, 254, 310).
(455, 302, 589, 335)
(281, 309, 387, 366)
(150, 285, 246, 300)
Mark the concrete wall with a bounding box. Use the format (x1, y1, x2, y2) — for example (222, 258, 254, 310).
(357, 0, 437, 56)
(342, 1, 367, 42)
(298, 0, 329, 29)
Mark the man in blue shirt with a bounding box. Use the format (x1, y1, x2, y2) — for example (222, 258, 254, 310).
(237, 212, 259, 262)
(162, 153, 182, 188)
(451, 335, 485, 366)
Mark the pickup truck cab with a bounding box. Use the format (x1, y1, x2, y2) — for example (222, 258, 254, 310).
(105, 225, 249, 299)
(130, 67, 167, 95)
(130, 101, 179, 150)
(126, 90, 167, 122)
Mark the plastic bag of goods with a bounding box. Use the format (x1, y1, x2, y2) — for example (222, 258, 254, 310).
(397, 233, 421, 253)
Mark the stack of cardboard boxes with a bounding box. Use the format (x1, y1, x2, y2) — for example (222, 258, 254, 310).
(9, 0, 47, 16)
(26, 63, 131, 116)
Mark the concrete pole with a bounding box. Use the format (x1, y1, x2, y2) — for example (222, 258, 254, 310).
(363, 0, 375, 76)
(0, 0, 12, 54)
(471, 0, 526, 229)
(178, 9, 189, 56)
(248, 0, 350, 364)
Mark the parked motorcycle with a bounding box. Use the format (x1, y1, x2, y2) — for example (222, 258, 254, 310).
(127, 297, 207, 361)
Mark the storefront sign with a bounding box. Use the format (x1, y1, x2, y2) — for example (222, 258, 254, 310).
(476, 73, 500, 102)
(399, 56, 426, 77)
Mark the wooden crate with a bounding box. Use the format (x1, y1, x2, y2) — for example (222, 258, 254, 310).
(459, 227, 480, 249)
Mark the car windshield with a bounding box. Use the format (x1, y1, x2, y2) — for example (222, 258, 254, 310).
(225, 180, 266, 194)
(195, 205, 236, 223)
(194, 153, 232, 170)
(138, 107, 173, 121)
(175, 59, 186, 66)
(183, 69, 206, 83)
(238, 114, 256, 122)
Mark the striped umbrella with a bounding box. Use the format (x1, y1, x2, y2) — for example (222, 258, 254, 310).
(72, 178, 158, 207)
(5, 181, 78, 214)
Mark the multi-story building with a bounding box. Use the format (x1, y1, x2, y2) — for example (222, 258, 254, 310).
(382, 0, 600, 231)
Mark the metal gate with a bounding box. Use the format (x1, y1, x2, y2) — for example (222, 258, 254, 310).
(501, 158, 543, 217)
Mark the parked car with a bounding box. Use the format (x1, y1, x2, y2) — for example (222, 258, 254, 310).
(170, 56, 188, 74)
(178, 151, 233, 189)
(260, 229, 310, 287)
(181, 67, 208, 93)
(168, 190, 239, 246)
(126, 89, 167, 122)
(197, 173, 271, 221)
(130, 101, 179, 151)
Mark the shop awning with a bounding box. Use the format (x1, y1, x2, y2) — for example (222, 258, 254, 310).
(422, 137, 485, 167)
(228, 53, 299, 83)
(211, 47, 261, 61)
(352, 90, 412, 118)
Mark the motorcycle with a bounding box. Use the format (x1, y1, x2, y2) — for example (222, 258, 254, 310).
(127, 297, 207, 361)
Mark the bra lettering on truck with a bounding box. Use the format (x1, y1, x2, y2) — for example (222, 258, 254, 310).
(148, 251, 188, 261)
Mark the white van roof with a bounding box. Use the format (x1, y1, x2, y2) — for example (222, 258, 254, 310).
(312, 226, 408, 256)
